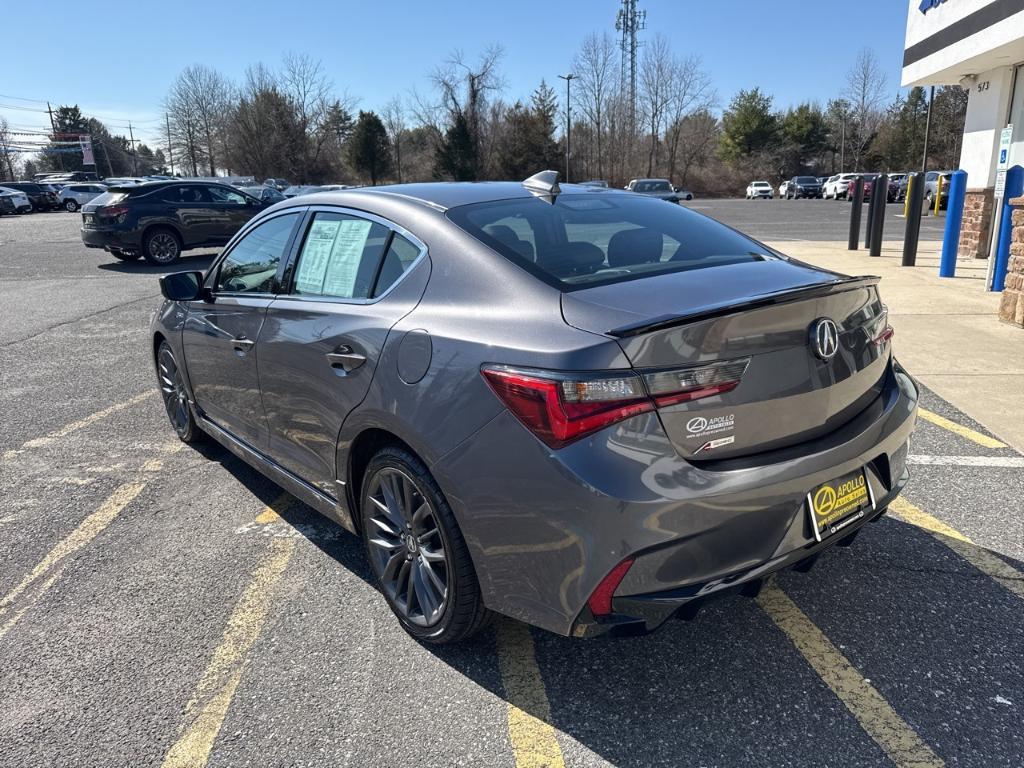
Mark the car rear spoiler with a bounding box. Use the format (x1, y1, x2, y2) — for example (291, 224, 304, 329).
(606, 275, 881, 338)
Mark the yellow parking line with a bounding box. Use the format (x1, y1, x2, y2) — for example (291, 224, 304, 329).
(890, 497, 1024, 600)
(494, 619, 565, 768)
(161, 496, 295, 768)
(757, 584, 944, 768)
(0, 481, 148, 630)
(917, 408, 1007, 449)
(2, 389, 158, 460)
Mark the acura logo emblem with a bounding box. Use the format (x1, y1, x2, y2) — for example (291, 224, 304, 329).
(810, 318, 839, 360)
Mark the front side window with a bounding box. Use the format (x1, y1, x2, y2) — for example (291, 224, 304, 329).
(291, 212, 391, 300)
(217, 213, 300, 294)
(448, 193, 774, 290)
(209, 186, 247, 205)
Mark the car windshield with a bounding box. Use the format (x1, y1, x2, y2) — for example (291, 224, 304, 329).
(448, 193, 774, 291)
(797, 177, 817, 184)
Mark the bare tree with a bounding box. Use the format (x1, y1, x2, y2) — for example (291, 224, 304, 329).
(0, 116, 17, 181)
(382, 96, 408, 182)
(671, 110, 719, 186)
(639, 34, 675, 177)
(844, 49, 887, 171)
(663, 55, 716, 182)
(573, 32, 618, 180)
(165, 65, 233, 176)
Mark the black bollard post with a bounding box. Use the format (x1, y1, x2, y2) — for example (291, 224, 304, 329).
(848, 177, 864, 250)
(870, 173, 888, 257)
(902, 172, 925, 266)
(864, 180, 876, 249)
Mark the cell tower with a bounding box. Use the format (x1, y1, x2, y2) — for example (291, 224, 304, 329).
(615, 0, 645, 130)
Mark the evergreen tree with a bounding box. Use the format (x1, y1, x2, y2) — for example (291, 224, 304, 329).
(434, 113, 478, 181)
(346, 110, 392, 185)
(718, 88, 778, 164)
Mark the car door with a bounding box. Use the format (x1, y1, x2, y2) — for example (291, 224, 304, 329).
(161, 184, 218, 248)
(208, 185, 259, 245)
(256, 208, 429, 497)
(181, 210, 304, 451)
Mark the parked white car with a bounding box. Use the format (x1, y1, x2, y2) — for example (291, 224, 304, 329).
(58, 183, 108, 212)
(778, 180, 791, 198)
(823, 173, 859, 200)
(745, 181, 774, 199)
(0, 186, 32, 213)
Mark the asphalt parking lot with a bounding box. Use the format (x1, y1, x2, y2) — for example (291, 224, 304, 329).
(687, 198, 948, 243)
(1, 210, 1022, 768)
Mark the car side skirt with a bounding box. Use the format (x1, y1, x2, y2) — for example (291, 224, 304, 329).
(197, 415, 356, 534)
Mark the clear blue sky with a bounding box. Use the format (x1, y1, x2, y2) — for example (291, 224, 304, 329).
(2, 0, 911, 147)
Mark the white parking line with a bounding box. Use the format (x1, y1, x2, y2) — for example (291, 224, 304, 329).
(908, 454, 1024, 468)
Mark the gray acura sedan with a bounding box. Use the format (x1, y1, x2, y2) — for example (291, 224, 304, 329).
(151, 171, 918, 643)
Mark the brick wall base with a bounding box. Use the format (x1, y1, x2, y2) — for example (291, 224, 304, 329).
(998, 197, 1024, 328)
(959, 188, 995, 260)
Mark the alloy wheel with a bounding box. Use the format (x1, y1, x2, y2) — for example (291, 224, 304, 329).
(148, 232, 180, 263)
(157, 345, 190, 434)
(365, 468, 449, 627)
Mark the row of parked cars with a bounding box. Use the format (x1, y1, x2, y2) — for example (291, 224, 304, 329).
(745, 170, 953, 209)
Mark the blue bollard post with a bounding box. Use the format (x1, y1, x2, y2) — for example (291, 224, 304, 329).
(939, 170, 967, 278)
(993, 165, 1024, 291)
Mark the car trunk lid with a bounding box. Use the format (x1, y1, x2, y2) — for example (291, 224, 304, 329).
(561, 260, 891, 459)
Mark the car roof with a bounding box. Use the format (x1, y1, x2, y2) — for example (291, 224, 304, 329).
(270, 181, 630, 213)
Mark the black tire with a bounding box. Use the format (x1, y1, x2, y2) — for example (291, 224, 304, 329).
(111, 249, 141, 262)
(156, 341, 205, 444)
(144, 227, 182, 265)
(360, 446, 492, 644)
(64, 199, 79, 212)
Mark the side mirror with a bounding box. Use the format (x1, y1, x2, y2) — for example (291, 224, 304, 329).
(160, 270, 204, 301)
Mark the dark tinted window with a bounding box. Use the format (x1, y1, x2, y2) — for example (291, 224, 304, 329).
(162, 185, 210, 204)
(448, 193, 774, 290)
(291, 212, 390, 300)
(372, 233, 422, 298)
(217, 213, 299, 294)
(209, 186, 247, 205)
(797, 176, 818, 184)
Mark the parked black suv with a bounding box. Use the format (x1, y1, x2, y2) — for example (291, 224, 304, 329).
(1, 182, 60, 211)
(785, 176, 823, 199)
(80, 181, 269, 264)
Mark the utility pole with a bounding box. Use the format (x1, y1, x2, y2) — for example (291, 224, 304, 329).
(558, 73, 575, 183)
(615, 0, 645, 131)
(128, 120, 138, 175)
(840, 112, 846, 170)
(165, 113, 175, 175)
(47, 101, 65, 171)
(921, 85, 935, 172)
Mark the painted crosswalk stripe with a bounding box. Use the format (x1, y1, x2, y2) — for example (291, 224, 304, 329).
(161, 495, 295, 768)
(890, 497, 1024, 601)
(495, 619, 565, 768)
(757, 584, 944, 768)
(917, 408, 1007, 449)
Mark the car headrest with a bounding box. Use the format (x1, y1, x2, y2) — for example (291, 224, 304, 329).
(485, 224, 535, 261)
(540, 241, 606, 277)
(607, 228, 663, 268)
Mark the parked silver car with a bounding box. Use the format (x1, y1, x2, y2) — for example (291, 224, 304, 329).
(0, 186, 32, 213)
(58, 183, 108, 212)
(151, 172, 918, 643)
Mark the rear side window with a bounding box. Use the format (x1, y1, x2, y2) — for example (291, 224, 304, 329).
(162, 185, 210, 204)
(448, 193, 774, 290)
(291, 212, 391, 300)
(372, 233, 421, 298)
(89, 191, 129, 207)
(217, 212, 300, 294)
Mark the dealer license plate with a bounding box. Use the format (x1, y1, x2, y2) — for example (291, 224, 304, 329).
(807, 468, 874, 542)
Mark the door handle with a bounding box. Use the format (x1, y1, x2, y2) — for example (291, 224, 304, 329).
(231, 336, 255, 354)
(326, 345, 366, 373)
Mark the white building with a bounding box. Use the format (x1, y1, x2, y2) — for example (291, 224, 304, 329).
(902, 0, 1024, 258)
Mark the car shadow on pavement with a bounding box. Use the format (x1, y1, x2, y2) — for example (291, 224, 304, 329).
(202, 444, 1024, 766)
(96, 253, 217, 275)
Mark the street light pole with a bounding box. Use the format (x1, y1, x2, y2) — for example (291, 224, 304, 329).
(558, 73, 574, 183)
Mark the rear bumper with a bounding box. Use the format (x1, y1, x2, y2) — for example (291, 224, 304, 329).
(432, 358, 918, 637)
(80, 226, 141, 251)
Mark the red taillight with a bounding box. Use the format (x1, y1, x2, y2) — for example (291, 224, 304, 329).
(99, 205, 129, 222)
(481, 359, 748, 450)
(588, 558, 634, 618)
(872, 325, 894, 346)
(481, 367, 653, 450)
